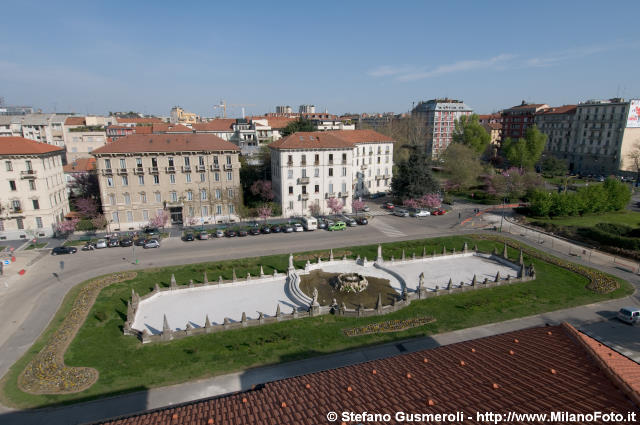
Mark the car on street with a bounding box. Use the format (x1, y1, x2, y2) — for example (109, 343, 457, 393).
(120, 238, 133, 247)
(143, 227, 160, 236)
(341, 216, 357, 227)
(143, 239, 160, 249)
(410, 209, 430, 217)
(355, 216, 368, 225)
(283, 224, 294, 233)
(362, 205, 370, 212)
(51, 246, 77, 255)
(270, 224, 282, 233)
(384, 202, 395, 210)
(238, 229, 248, 237)
(107, 238, 120, 247)
(369, 192, 385, 199)
(95, 239, 108, 249)
(225, 229, 237, 237)
(328, 221, 346, 231)
(184, 233, 195, 241)
(617, 307, 640, 325)
(293, 223, 304, 232)
(197, 231, 209, 240)
(261, 225, 271, 234)
(134, 238, 147, 246)
(81, 242, 96, 251)
(249, 227, 261, 235)
(433, 209, 447, 216)
(316, 219, 327, 229)
(393, 209, 409, 217)
(214, 229, 224, 238)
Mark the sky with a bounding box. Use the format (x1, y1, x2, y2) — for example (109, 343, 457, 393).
(1, 0, 639, 117)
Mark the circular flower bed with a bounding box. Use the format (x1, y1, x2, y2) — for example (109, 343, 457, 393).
(343, 316, 435, 337)
(18, 271, 137, 394)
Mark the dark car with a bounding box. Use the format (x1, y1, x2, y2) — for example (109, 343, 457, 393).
(283, 224, 294, 233)
(238, 229, 248, 237)
(225, 229, 237, 237)
(261, 225, 271, 234)
(120, 237, 133, 247)
(134, 238, 147, 246)
(249, 227, 261, 235)
(184, 233, 195, 241)
(270, 224, 282, 233)
(107, 238, 120, 247)
(316, 219, 327, 230)
(51, 246, 77, 255)
(356, 217, 368, 225)
(143, 227, 159, 235)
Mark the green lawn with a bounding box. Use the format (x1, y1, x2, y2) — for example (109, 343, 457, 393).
(0, 235, 632, 408)
(526, 210, 640, 228)
(24, 242, 47, 250)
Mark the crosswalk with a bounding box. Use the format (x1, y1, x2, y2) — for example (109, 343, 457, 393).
(371, 219, 407, 238)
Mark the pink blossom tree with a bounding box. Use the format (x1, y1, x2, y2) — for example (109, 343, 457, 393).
(257, 204, 272, 222)
(351, 199, 365, 214)
(75, 198, 99, 218)
(56, 218, 79, 237)
(326, 197, 343, 215)
(419, 193, 441, 209)
(91, 214, 108, 230)
(402, 198, 420, 209)
(309, 203, 321, 217)
(186, 217, 199, 226)
(149, 210, 169, 229)
(250, 180, 274, 202)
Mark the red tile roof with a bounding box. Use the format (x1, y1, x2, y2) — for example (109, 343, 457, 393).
(92, 134, 239, 155)
(64, 116, 86, 126)
(92, 325, 640, 425)
(0, 137, 64, 155)
(192, 120, 236, 132)
(116, 117, 164, 125)
(63, 157, 96, 173)
(328, 129, 395, 144)
(269, 132, 356, 150)
(248, 116, 297, 129)
(537, 105, 577, 115)
(151, 123, 192, 133)
(485, 122, 503, 130)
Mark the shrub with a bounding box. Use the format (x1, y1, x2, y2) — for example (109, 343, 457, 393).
(76, 219, 96, 232)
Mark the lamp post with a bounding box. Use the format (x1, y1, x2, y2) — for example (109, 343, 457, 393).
(499, 197, 506, 232)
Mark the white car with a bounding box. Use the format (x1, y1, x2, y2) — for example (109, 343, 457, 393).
(617, 307, 640, 325)
(143, 239, 160, 249)
(411, 209, 431, 217)
(293, 223, 304, 232)
(95, 239, 107, 249)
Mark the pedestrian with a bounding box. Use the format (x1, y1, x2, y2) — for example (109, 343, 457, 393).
(458, 212, 461, 220)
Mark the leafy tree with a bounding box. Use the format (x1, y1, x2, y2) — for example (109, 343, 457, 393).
(250, 180, 274, 202)
(91, 214, 108, 230)
(326, 197, 344, 215)
(485, 167, 543, 200)
(373, 116, 428, 164)
(540, 156, 568, 177)
(442, 143, 483, 191)
(75, 198, 99, 218)
(452, 114, 491, 155)
(391, 149, 439, 201)
(280, 118, 316, 137)
(70, 173, 100, 200)
(502, 125, 547, 169)
(527, 190, 553, 217)
(604, 177, 631, 210)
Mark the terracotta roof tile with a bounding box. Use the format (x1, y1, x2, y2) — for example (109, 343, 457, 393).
(63, 157, 96, 173)
(64, 116, 86, 126)
(192, 120, 235, 132)
(151, 123, 192, 133)
(537, 105, 577, 115)
(92, 325, 640, 425)
(327, 129, 394, 144)
(0, 137, 65, 155)
(92, 134, 239, 155)
(116, 117, 164, 125)
(268, 132, 354, 150)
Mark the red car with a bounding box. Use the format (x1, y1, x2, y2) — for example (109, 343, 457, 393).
(433, 209, 446, 215)
(384, 202, 395, 210)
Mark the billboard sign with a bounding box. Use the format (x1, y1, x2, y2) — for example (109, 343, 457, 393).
(627, 99, 640, 128)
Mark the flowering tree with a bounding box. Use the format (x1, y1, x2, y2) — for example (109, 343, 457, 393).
(91, 214, 108, 230)
(352, 199, 365, 214)
(326, 197, 343, 215)
(419, 193, 441, 209)
(56, 218, 79, 237)
(309, 203, 321, 217)
(257, 204, 272, 222)
(402, 198, 419, 209)
(75, 198, 99, 218)
(250, 180, 274, 202)
(485, 167, 543, 200)
(149, 210, 169, 228)
(186, 217, 199, 226)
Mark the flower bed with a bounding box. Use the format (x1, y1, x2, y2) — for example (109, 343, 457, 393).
(18, 272, 137, 394)
(477, 235, 619, 294)
(342, 316, 435, 337)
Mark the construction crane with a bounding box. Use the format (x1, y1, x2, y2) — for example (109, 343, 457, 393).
(213, 100, 257, 118)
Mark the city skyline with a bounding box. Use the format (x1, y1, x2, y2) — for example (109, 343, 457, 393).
(1, 0, 639, 117)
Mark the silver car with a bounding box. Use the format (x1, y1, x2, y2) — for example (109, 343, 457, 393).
(143, 239, 160, 249)
(617, 307, 640, 325)
(393, 209, 409, 217)
(95, 238, 107, 249)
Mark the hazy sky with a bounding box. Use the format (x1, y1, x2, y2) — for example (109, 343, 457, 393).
(1, 0, 639, 117)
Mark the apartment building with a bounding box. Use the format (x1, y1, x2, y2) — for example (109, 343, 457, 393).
(0, 137, 69, 240)
(270, 130, 394, 217)
(501, 101, 549, 141)
(411, 99, 473, 158)
(0, 113, 70, 146)
(64, 116, 115, 163)
(170, 106, 199, 125)
(92, 133, 241, 231)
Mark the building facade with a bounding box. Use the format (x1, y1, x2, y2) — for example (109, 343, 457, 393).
(92, 134, 241, 231)
(501, 101, 549, 141)
(298, 104, 315, 114)
(170, 106, 199, 125)
(63, 116, 115, 163)
(270, 130, 394, 217)
(0, 114, 70, 147)
(411, 99, 473, 158)
(0, 137, 69, 240)
(275, 105, 293, 114)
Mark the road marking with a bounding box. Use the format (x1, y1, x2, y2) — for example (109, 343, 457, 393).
(371, 219, 406, 238)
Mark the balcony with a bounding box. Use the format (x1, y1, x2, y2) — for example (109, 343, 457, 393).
(223, 163, 233, 171)
(361, 164, 368, 170)
(165, 166, 176, 173)
(117, 168, 128, 175)
(181, 166, 192, 172)
(211, 163, 220, 171)
(339, 191, 349, 198)
(300, 161, 307, 166)
(148, 167, 159, 174)
(375, 174, 384, 180)
(314, 161, 319, 166)
(196, 165, 206, 172)
(298, 177, 310, 184)
(286, 161, 293, 167)
(328, 160, 334, 165)
(133, 167, 144, 175)
(101, 168, 113, 175)
(326, 192, 336, 198)
(300, 193, 309, 200)
(20, 170, 37, 179)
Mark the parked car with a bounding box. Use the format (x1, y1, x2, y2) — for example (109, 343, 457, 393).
(384, 202, 395, 210)
(95, 239, 108, 249)
(618, 307, 640, 325)
(362, 205, 370, 212)
(316, 219, 327, 230)
(393, 209, 409, 217)
(433, 209, 446, 216)
(225, 229, 237, 237)
(341, 216, 357, 226)
(293, 223, 304, 232)
(261, 226, 271, 234)
(215, 229, 224, 238)
(143, 239, 160, 249)
(81, 242, 96, 251)
(369, 192, 385, 199)
(283, 224, 294, 233)
(120, 238, 133, 247)
(249, 227, 261, 235)
(134, 238, 147, 246)
(270, 224, 282, 233)
(143, 227, 160, 236)
(328, 221, 346, 231)
(184, 233, 195, 241)
(355, 217, 368, 225)
(238, 229, 248, 237)
(51, 246, 77, 255)
(197, 231, 209, 240)
(410, 209, 430, 217)
(107, 238, 120, 247)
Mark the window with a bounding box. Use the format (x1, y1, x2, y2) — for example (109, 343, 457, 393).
(227, 171, 232, 180)
(124, 193, 131, 204)
(17, 218, 24, 230)
(228, 189, 234, 198)
(109, 194, 116, 205)
(228, 204, 234, 214)
(184, 157, 190, 166)
(226, 155, 232, 164)
(105, 159, 111, 169)
(341, 167, 347, 176)
(329, 154, 333, 163)
(153, 175, 159, 184)
(314, 184, 319, 193)
(5, 161, 12, 171)
(289, 201, 293, 210)
(301, 168, 307, 178)
(120, 158, 126, 169)
(169, 174, 176, 184)
(200, 173, 206, 182)
(126, 211, 133, 222)
(32, 199, 40, 210)
(168, 157, 174, 167)
(341, 182, 347, 193)
(151, 157, 158, 167)
(342, 153, 347, 163)
(201, 206, 208, 216)
(138, 175, 144, 185)
(29, 180, 36, 190)
(9, 180, 16, 191)
(213, 155, 219, 166)
(198, 156, 205, 166)
(112, 211, 119, 223)
(36, 217, 43, 229)
(170, 191, 177, 202)
(301, 154, 306, 164)
(314, 154, 319, 164)
(155, 192, 161, 202)
(302, 185, 307, 194)
(288, 169, 293, 179)
(141, 192, 147, 203)
(328, 168, 333, 177)
(143, 210, 149, 221)
(289, 186, 294, 194)
(216, 205, 222, 214)
(329, 183, 333, 193)
(121, 175, 128, 186)
(188, 206, 194, 216)
(136, 158, 142, 167)
(200, 189, 207, 200)
(288, 155, 293, 164)
(314, 168, 319, 177)
(215, 189, 221, 199)
(186, 173, 191, 183)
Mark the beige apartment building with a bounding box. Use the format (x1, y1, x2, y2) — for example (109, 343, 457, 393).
(64, 116, 115, 163)
(0, 137, 69, 240)
(92, 133, 241, 231)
